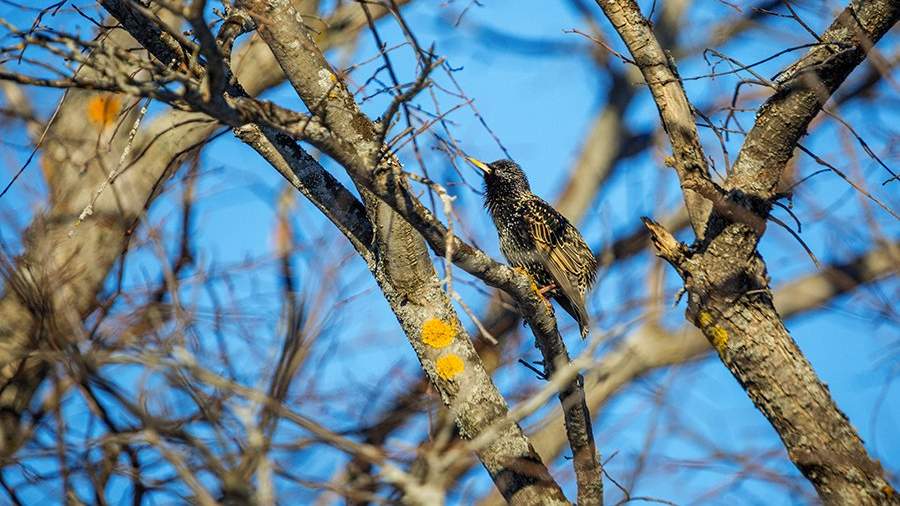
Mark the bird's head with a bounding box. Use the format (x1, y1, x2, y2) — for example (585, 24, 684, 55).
(466, 157, 531, 196)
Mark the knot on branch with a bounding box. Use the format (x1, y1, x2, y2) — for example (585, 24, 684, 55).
(215, 8, 255, 61)
(641, 217, 688, 269)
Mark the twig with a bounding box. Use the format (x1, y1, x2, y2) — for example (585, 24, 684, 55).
(69, 98, 150, 237)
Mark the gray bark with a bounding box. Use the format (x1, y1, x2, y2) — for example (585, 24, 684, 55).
(593, 0, 900, 502)
(229, 1, 576, 501)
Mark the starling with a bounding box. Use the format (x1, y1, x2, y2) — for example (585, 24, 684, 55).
(468, 157, 598, 338)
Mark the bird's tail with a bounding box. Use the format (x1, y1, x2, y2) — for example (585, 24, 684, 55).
(579, 320, 591, 339)
(557, 295, 591, 339)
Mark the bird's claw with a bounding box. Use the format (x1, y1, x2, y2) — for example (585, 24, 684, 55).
(537, 283, 556, 296)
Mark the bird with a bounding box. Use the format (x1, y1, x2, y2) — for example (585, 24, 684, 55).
(467, 157, 598, 338)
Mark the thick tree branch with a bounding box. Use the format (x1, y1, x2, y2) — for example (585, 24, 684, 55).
(592, 0, 900, 503)
(236, 1, 605, 502)
(728, 0, 900, 196)
(91, 0, 572, 501)
(473, 240, 898, 505)
(232, 121, 573, 503)
(593, 0, 713, 238)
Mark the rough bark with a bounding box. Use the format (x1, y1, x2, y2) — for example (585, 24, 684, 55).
(592, 0, 900, 503)
(94, 0, 572, 501)
(593, 0, 714, 238)
(235, 125, 568, 505)
(236, 0, 604, 502)
(474, 241, 900, 505)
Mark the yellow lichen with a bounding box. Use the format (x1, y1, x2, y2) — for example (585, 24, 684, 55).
(528, 278, 542, 297)
(514, 266, 552, 309)
(421, 318, 456, 349)
(697, 311, 728, 353)
(435, 354, 464, 380)
(325, 71, 341, 98)
(883, 485, 895, 498)
(710, 326, 729, 353)
(697, 310, 714, 327)
(86, 94, 122, 128)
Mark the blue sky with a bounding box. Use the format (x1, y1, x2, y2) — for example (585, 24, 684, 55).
(1, 0, 898, 504)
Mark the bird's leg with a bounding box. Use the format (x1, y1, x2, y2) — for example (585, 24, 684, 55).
(537, 283, 557, 296)
(513, 267, 555, 311)
(513, 267, 556, 314)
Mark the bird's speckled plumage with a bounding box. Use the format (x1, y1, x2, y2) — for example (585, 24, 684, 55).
(475, 158, 597, 337)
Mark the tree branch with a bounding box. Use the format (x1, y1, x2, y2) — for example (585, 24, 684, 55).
(237, 0, 606, 502)
(592, 0, 900, 503)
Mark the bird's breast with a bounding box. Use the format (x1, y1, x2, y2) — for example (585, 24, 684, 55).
(491, 211, 537, 266)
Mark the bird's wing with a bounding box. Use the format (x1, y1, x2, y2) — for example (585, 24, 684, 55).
(521, 200, 589, 322)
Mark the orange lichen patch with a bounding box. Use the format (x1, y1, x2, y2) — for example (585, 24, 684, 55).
(436, 354, 464, 380)
(883, 485, 895, 498)
(86, 94, 122, 128)
(421, 318, 456, 349)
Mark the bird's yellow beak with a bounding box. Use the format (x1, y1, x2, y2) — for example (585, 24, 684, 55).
(465, 156, 491, 174)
